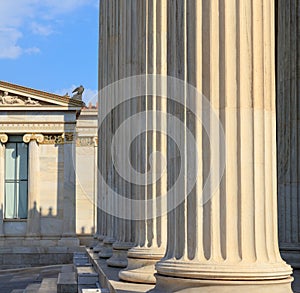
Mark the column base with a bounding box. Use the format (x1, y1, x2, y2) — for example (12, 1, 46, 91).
(99, 237, 115, 258)
(106, 241, 134, 268)
(93, 241, 104, 253)
(118, 247, 164, 284)
(150, 274, 293, 293)
(155, 259, 292, 280)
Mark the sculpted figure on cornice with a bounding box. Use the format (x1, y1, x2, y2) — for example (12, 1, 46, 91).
(0, 91, 40, 106)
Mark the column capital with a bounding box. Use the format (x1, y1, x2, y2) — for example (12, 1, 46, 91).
(93, 137, 98, 147)
(0, 134, 8, 144)
(23, 134, 44, 144)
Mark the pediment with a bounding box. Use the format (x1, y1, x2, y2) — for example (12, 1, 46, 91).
(0, 81, 84, 109)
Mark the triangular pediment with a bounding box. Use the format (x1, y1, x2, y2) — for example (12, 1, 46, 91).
(0, 81, 84, 109)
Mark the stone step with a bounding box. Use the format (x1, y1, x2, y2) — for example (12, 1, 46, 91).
(73, 256, 90, 266)
(78, 284, 101, 293)
(61, 264, 75, 273)
(57, 272, 77, 293)
(77, 266, 99, 285)
(74, 252, 87, 258)
(38, 278, 57, 293)
(80, 289, 108, 293)
(24, 283, 41, 293)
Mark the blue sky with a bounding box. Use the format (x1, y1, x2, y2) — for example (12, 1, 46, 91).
(0, 0, 99, 104)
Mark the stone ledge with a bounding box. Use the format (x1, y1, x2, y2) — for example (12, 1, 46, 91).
(86, 248, 154, 293)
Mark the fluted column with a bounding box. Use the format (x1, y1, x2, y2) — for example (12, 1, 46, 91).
(277, 0, 300, 269)
(119, 0, 168, 284)
(99, 0, 117, 258)
(61, 133, 78, 242)
(94, 0, 109, 254)
(0, 134, 8, 236)
(106, 1, 135, 268)
(23, 133, 44, 236)
(93, 135, 104, 253)
(151, 1, 292, 292)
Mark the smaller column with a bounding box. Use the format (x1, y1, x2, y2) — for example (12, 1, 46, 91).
(23, 134, 44, 237)
(0, 134, 8, 236)
(92, 136, 106, 253)
(61, 132, 79, 246)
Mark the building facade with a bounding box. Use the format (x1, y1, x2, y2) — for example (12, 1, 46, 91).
(0, 81, 82, 267)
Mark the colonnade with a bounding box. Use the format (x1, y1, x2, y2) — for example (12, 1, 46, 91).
(95, 1, 293, 292)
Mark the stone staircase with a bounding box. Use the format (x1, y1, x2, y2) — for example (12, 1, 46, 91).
(12, 252, 104, 293)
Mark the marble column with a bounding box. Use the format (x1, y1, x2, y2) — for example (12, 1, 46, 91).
(23, 133, 44, 236)
(119, 0, 168, 284)
(99, 0, 117, 259)
(106, 1, 135, 268)
(151, 1, 293, 292)
(92, 136, 105, 253)
(0, 134, 8, 236)
(277, 0, 300, 269)
(61, 133, 78, 246)
(94, 0, 109, 254)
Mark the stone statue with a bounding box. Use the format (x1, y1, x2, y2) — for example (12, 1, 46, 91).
(25, 97, 40, 105)
(0, 92, 40, 106)
(72, 85, 84, 101)
(0, 91, 25, 105)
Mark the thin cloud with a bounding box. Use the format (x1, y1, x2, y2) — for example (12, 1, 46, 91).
(0, 28, 22, 59)
(31, 22, 54, 36)
(0, 0, 98, 59)
(25, 47, 41, 55)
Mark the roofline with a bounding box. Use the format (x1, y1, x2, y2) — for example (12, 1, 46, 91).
(0, 80, 84, 108)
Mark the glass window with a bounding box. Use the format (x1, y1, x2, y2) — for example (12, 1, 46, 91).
(5, 136, 28, 219)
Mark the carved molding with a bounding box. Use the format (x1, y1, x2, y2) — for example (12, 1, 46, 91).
(64, 132, 74, 143)
(41, 134, 64, 145)
(76, 136, 97, 147)
(93, 137, 98, 147)
(23, 134, 44, 143)
(0, 134, 8, 144)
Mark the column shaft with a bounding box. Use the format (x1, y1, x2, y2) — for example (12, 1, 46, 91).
(23, 134, 44, 237)
(118, 0, 168, 284)
(0, 134, 8, 236)
(152, 1, 292, 292)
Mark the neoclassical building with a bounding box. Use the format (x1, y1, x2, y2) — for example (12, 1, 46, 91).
(0, 81, 84, 266)
(94, 0, 297, 292)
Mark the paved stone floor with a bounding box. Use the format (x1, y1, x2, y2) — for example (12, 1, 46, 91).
(0, 265, 62, 293)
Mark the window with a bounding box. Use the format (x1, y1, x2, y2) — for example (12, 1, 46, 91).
(5, 136, 28, 219)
